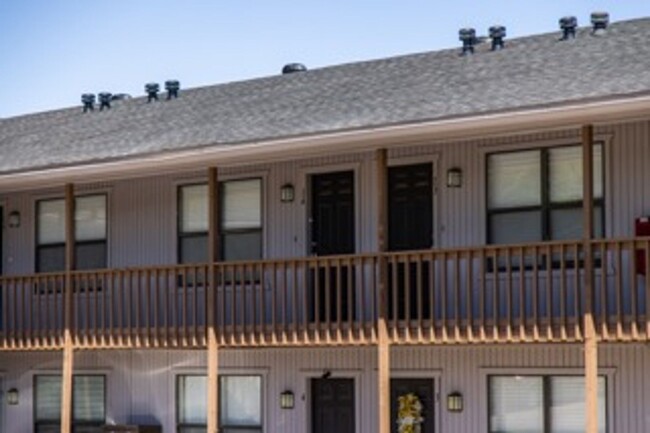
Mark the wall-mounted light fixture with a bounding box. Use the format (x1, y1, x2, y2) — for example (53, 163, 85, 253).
(280, 390, 295, 409)
(447, 391, 463, 412)
(7, 388, 19, 405)
(280, 183, 295, 203)
(7, 210, 20, 228)
(446, 168, 463, 188)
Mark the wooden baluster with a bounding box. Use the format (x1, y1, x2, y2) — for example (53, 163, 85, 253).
(629, 241, 639, 339)
(559, 244, 567, 341)
(505, 247, 512, 341)
(615, 242, 623, 338)
(518, 247, 525, 341)
(598, 242, 608, 340)
(545, 244, 552, 341)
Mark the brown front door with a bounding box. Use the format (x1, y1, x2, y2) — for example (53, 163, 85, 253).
(312, 378, 355, 433)
(391, 378, 435, 433)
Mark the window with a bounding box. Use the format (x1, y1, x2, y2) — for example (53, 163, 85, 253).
(487, 144, 603, 244)
(489, 375, 607, 433)
(36, 195, 107, 272)
(176, 374, 263, 433)
(178, 178, 262, 264)
(34, 374, 106, 433)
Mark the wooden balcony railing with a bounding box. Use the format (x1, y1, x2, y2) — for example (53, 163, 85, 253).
(0, 238, 648, 350)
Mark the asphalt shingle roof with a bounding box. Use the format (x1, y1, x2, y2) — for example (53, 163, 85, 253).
(2, 18, 650, 175)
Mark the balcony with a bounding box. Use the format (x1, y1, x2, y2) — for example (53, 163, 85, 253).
(1, 238, 648, 351)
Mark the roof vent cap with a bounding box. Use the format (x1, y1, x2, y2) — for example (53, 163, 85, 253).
(111, 93, 131, 101)
(145, 83, 160, 103)
(559, 16, 578, 40)
(282, 63, 307, 74)
(459, 28, 477, 55)
(98, 92, 112, 111)
(81, 93, 95, 113)
(591, 11, 609, 35)
(489, 25, 506, 50)
(165, 80, 180, 100)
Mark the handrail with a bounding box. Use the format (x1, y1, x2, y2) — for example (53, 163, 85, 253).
(0, 238, 647, 349)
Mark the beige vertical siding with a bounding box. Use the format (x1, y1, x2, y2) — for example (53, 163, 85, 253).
(0, 344, 648, 432)
(2, 119, 650, 274)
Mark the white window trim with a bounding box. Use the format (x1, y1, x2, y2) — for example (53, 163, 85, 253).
(173, 170, 269, 262)
(172, 367, 269, 431)
(478, 133, 613, 245)
(31, 368, 112, 427)
(479, 366, 616, 433)
(31, 189, 112, 272)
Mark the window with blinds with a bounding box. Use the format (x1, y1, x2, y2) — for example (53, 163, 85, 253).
(487, 144, 603, 244)
(176, 374, 263, 433)
(36, 194, 107, 272)
(178, 178, 262, 264)
(489, 375, 607, 433)
(34, 375, 106, 433)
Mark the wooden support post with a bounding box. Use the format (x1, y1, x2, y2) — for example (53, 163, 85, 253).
(376, 149, 391, 433)
(207, 167, 220, 433)
(582, 125, 598, 433)
(61, 183, 75, 433)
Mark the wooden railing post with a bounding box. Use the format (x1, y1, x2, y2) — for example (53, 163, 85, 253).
(376, 149, 391, 433)
(207, 167, 220, 433)
(582, 125, 598, 433)
(61, 183, 75, 433)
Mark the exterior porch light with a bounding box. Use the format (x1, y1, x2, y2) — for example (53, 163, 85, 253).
(446, 167, 463, 188)
(280, 390, 295, 409)
(280, 183, 295, 203)
(446, 391, 463, 412)
(7, 210, 20, 228)
(6, 388, 19, 405)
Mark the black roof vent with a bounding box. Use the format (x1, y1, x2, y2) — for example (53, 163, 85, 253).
(145, 83, 160, 103)
(559, 16, 578, 40)
(111, 93, 131, 101)
(165, 80, 180, 99)
(459, 28, 477, 55)
(282, 63, 307, 74)
(98, 92, 112, 111)
(81, 94, 95, 113)
(489, 25, 506, 50)
(591, 12, 609, 35)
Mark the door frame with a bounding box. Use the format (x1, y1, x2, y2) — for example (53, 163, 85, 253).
(389, 369, 442, 433)
(301, 369, 363, 433)
(387, 153, 440, 249)
(298, 162, 362, 256)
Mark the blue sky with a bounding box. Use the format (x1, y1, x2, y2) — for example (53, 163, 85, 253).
(1, 1, 649, 118)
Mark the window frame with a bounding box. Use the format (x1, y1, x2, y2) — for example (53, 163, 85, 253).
(485, 142, 606, 245)
(177, 177, 264, 264)
(33, 373, 107, 432)
(35, 193, 108, 273)
(175, 373, 264, 433)
(484, 370, 612, 433)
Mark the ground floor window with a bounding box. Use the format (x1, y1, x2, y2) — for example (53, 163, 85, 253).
(177, 374, 263, 433)
(34, 374, 106, 433)
(489, 375, 607, 433)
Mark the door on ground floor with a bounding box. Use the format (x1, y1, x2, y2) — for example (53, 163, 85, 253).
(391, 378, 435, 433)
(312, 378, 355, 433)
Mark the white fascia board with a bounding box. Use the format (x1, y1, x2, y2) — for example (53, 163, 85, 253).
(2, 95, 650, 191)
